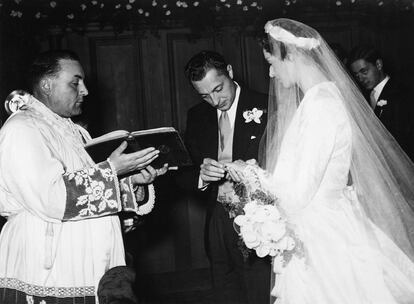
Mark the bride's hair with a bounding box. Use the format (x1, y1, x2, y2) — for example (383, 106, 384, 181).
(260, 18, 414, 269)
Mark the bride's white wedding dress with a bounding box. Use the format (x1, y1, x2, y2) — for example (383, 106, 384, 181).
(270, 81, 414, 304)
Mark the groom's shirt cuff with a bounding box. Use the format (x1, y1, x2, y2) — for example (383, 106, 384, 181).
(198, 175, 209, 191)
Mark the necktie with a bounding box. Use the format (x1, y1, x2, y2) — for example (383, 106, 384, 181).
(219, 111, 231, 151)
(369, 89, 377, 109)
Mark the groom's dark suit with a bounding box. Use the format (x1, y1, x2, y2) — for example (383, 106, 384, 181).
(372, 78, 414, 161)
(178, 86, 270, 303)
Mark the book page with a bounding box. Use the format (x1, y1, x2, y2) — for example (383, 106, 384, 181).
(130, 127, 175, 136)
(85, 130, 129, 147)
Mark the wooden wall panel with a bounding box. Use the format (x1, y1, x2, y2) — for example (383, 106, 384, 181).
(241, 35, 269, 94)
(90, 36, 144, 134)
(140, 33, 174, 129)
(167, 33, 215, 132)
(215, 29, 245, 82)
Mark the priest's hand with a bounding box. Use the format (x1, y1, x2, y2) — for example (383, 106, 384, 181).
(131, 164, 168, 185)
(109, 141, 159, 176)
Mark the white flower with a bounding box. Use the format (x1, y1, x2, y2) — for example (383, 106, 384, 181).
(234, 214, 247, 226)
(256, 243, 271, 257)
(86, 180, 105, 201)
(265, 22, 320, 50)
(377, 99, 387, 107)
(261, 221, 286, 241)
(243, 201, 258, 214)
(242, 230, 260, 249)
(243, 107, 264, 123)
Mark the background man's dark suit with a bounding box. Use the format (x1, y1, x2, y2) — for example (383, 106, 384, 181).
(372, 79, 414, 160)
(177, 87, 270, 303)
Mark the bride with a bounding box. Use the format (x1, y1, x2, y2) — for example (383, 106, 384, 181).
(226, 18, 414, 303)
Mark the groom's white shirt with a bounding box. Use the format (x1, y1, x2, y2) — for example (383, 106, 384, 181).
(372, 75, 390, 102)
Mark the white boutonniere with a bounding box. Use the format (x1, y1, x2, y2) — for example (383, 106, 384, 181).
(377, 99, 387, 107)
(243, 108, 264, 124)
(376, 99, 387, 117)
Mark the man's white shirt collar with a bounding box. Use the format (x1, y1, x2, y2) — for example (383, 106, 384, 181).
(372, 75, 390, 102)
(217, 81, 240, 129)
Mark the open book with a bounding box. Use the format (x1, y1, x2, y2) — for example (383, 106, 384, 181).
(85, 127, 192, 169)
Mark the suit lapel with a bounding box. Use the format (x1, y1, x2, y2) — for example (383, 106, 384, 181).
(204, 105, 219, 159)
(376, 79, 394, 119)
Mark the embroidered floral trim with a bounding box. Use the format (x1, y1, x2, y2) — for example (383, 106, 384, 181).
(243, 108, 264, 124)
(265, 22, 320, 50)
(62, 161, 120, 220)
(137, 184, 155, 215)
(0, 277, 95, 297)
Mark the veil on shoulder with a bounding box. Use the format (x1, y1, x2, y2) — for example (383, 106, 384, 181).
(259, 18, 414, 266)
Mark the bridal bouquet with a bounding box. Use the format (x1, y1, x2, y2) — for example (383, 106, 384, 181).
(222, 162, 301, 270)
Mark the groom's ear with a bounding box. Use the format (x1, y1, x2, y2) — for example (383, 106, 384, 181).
(227, 65, 234, 79)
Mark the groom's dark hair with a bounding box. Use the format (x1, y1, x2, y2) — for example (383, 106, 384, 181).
(184, 50, 229, 82)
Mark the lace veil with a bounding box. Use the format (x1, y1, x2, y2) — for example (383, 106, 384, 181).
(258, 18, 414, 266)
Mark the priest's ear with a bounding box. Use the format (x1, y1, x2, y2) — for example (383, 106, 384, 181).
(39, 78, 52, 96)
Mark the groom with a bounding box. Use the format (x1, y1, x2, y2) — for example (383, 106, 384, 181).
(176, 50, 270, 303)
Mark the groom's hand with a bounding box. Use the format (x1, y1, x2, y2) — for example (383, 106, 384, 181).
(200, 158, 226, 182)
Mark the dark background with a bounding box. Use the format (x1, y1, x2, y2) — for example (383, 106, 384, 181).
(0, 0, 413, 302)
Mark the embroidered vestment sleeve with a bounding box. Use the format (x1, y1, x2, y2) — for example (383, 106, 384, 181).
(0, 119, 124, 222)
(62, 161, 122, 220)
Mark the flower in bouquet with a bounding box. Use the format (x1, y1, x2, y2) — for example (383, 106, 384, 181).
(234, 201, 296, 259)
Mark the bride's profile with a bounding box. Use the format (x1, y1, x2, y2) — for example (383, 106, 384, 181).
(226, 18, 414, 303)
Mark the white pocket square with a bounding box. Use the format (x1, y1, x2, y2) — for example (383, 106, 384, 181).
(250, 135, 256, 139)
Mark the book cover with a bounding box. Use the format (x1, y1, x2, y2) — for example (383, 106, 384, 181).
(85, 127, 192, 169)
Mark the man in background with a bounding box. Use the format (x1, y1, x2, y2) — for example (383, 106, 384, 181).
(349, 45, 414, 160)
(176, 50, 270, 303)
